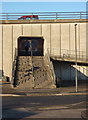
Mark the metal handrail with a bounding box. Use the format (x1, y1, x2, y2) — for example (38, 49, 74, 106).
(49, 48, 87, 54)
(48, 48, 88, 61)
(0, 12, 87, 20)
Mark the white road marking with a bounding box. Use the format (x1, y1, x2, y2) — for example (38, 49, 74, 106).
(0, 94, 21, 96)
(38, 106, 69, 110)
(0, 92, 87, 96)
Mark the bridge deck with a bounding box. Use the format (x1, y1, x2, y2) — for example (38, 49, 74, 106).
(0, 19, 88, 24)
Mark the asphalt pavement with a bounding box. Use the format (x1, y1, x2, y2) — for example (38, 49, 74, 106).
(2, 95, 87, 119)
(1, 81, 88, 119)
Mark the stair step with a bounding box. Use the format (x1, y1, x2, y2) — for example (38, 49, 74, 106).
(14, 56, 56, 89)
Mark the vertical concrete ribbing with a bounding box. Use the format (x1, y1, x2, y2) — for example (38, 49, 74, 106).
(21, 24, 23, 35)
(12, 25, 13, 62)
(41, 24, 42, 36)
(78, 24, 80, 58)
(3, 25, 13, 79)
(69, 24, 70, 54)
(60, 24, 61, 57)
(86, 3, 88, 80)
(11, 25, 13, 80)
(0, 25, 3, 80)
(61, 24, 69, 57)
(31, 24, 32, 36)
(31, 24, 41, 36)
(42, 24, 51, 54)
(2, 25, 3, 76)
(50, 24, 52, 55)
(12, 25, 13, 81)
(51, 24, 60, 56)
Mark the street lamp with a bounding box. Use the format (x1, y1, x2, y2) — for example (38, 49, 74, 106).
(75, 24, 78, 92)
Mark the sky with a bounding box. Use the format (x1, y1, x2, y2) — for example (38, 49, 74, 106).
(1, 2, 87, 13)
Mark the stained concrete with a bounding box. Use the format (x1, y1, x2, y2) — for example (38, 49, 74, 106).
(0, 19, 87, 81)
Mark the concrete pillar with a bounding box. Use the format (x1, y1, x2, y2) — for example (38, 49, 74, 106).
(80, 23, 86, 59)
(68, 23, 75, 57)
(51, 24, 61, 56)
(22, 24, 32, 36)
(13, 24, 22, 60)
(61, 24, 69, 57)
(31, 24, 41, 36)
(42, 24, 51, 54)
(3, 25, 13, 80)
(86, 23, 88, 80)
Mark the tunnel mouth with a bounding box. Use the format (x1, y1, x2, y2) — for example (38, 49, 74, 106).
(18, 36, 44, 56)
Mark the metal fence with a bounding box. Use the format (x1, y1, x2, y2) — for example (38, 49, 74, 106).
(0, 12, 88, 20)
(48, 48, 88, 63)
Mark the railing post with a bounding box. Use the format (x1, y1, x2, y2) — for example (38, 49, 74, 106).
(56, 12, 58, 19)
(1, 12, 87, 20)
(6, 13, 8, 20)
(80, 12, 81, 19)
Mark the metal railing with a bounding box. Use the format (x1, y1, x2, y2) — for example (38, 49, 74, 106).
(0, 12, 88, 20)
(48, 48, 88, 63)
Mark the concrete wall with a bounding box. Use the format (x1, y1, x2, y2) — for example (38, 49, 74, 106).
(3, 25, 13, 79)
(0, 25, 2, 80)
(86, 22, 88, 82)
(50, 23, 86, 58)
(0, 20, 87, 80)
(53, 61, 88, 81)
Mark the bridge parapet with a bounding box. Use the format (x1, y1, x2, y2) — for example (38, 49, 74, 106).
(48, 49, 88, 64)
(0, 12, 87, 20)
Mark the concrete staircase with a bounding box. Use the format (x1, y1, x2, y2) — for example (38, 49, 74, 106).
(14, 56, 56, 89)
(14, 56, 34, 90)
(33, 56, 56, 88)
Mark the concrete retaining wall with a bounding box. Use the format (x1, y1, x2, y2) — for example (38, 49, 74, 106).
(0, 20, 87, 80)
(53, 61, 88, 81)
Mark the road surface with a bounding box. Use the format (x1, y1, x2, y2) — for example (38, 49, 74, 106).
(2, 95, 87, 119)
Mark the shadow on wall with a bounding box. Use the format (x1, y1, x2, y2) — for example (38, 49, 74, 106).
(1, 70, 10, 82)
(0, 70, 2, 80)
(52, 61, 88, 87)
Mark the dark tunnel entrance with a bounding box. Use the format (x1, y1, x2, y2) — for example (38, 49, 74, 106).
(18, 36, 44, 56)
